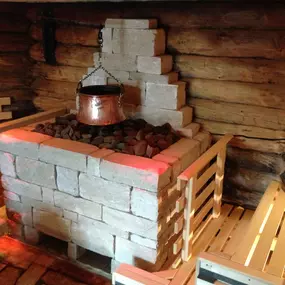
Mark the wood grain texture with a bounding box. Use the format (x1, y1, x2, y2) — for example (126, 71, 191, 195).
(33, 96, 76, 111)
(0, 14, 29, 33)
(176, 55, 285, 84)
(0, 34, 31, 52)
(185, 78, 285, 110)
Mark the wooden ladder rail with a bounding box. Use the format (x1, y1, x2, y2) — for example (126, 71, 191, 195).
(174, 134, 233, 264)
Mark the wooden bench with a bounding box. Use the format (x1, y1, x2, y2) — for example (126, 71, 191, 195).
(196, 181, 285, 284)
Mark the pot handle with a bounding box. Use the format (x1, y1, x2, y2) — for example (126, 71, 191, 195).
(77, 63, 124, 106)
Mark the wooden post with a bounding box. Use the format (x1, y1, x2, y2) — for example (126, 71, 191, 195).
(213, 147, 226, 218)
(182, 175, 197, 262)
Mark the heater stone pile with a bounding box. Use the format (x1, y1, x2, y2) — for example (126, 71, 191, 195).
(81, 18, 193, 129)
(0, 19, 212, 273)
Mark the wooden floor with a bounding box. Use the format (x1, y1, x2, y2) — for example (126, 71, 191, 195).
(155, 203, 254, 285)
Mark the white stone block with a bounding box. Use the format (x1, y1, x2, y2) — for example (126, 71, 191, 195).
(100, 153, 171, 192)
(16, 157, 56, 189)
(94, 53, 137, 72)
(111, 259, 121, 273)
(64, 210, 78, 223)
(88, 68, 130, 81)
(42, 187, 54, 204)
(56, 166, 79, 196)
(78, 215, 128, 239)
(130, 234, 157, 249)
(3, 191, 20, 202)
(193, 132, 212, 153)
(115, 237, 157, 265)
(0, 129, 51, 160)
(130, 71, 178, 84)
(68, 243, 85, 260)
(0, 152, 16, 177)
(131, 188, 158, 221)
(112, 29, 165, 56)
(177, 122, 200, 138)
(5, 199, 33, 226)
(39, 138, 98, 172)
(82, 75, 107, 86)
(1, 175, 42, 201)
(103, 207, 158, 240)
(137, 55, 173, 75)
(105, 19, 157, 29)
(152, 154, 181, 181)
(87, 149, 114, 177)
(102, 27, 113, 53)
(21, 196, 63, 216)
(71, 222, 114, 258)
(24, 226, 39, 245)
(54, 191, 102, 221)
(135, 106, 193, 129)
(33, 209, 71, 241)
(145, 82, 186, 110)
(79, 173, 131, 212)
(161, 138, 200, 171)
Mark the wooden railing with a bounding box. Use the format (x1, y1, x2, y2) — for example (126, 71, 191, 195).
(172, 134, 233, 264)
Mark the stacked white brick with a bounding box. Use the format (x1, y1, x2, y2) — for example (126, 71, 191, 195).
(80, 18, 194, 129)
(0, 125, 211, 271)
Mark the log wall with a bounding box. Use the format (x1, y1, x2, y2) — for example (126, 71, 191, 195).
(7, 2, 285, 208)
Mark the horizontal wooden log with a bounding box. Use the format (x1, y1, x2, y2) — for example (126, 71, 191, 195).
(227, 147, 285, 175)
(0, 14, 29, 33)
(30, 43, 98, 67)
(26, 3, 285, 29)
(225, 167, 279, 193)
(213, 134, 285, 154)
(30, 24, 99, 47)
(0, 74, 28, 90)
(190, 98, 285, 130)
(0, 3, 28, 14)
(169, 29, 285, 60)
(196, 119, 285, 140)
(0, 89, 34, 101)
(32, 78, 77, 100)
(0, 34, 30, 52)
(185, 78, 285, 110)
(0, 54, 30, 68)
(32, 63, 87, 83)
(33, 96, 76, 111)
(176, 55, 285, 84)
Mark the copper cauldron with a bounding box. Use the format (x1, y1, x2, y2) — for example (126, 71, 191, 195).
(76, 85, 126, 126)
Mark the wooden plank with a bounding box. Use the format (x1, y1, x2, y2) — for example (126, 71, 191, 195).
(176, 55, 285, 84)
(0, 98, 11, 106)
(30, 24, 100, 47)
(196, 163, 217, 192)
(223, 210, 254, 257)
(176, 195, 185, 213)
(179, 134, 233, 181)
(231, 181, 279, 265)
(191, 98, 285, 131)
(195, 180, 215, 211)
(32, 63, 87, 83)
(174, 214, 183, 234)
(193, 198, 213, 231)
(209, 207, 244, 252)
(169, 29, 285, 60)
(249, 190, 285, 271)
(0, 90, 33, 101)
(0, 14, 29, 33)
(267, 213, 285, 277)
(0, 34, 30, 52)
(33, 97, 76, 111)
(153, 270, 178, 280)
(0, 108, 67, 133)
(0, 112, 12, 120)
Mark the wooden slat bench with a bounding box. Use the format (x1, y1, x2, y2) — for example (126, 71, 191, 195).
(196, 181, 285, 284)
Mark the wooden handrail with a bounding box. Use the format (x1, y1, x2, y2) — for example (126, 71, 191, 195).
(178, 134, 233, 181)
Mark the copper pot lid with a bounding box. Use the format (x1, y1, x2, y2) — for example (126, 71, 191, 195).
(78, 85, 121, 96)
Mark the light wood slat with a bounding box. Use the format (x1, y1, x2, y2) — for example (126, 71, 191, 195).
(195, 180, 215, 210)
(193, 198, 214, 231)
(267, 211, 285, 277)
(153, 269, 178, 280)
(231, 181, 279, 265)
(0, 97, 11, 106)
(173, 235, 183, 255)
(186, 272, 195, 285)
(193, 214, 212, 244)
(170, 204, 233, 285)
(176, 195, 185, 213)
(223, 210, 254, 257)
(178, 134, 233, 181)
(209, 206, 244, 252)
(0, 112, 12, 120)
(0, 108, 67, 133)
(197, 163, 217, 191)
(177, 180, 187, 191)
(249, 190, 285, 271)
(174, 214, 184, 234)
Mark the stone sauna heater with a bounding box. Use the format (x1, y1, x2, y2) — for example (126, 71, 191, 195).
(0, 18, 211, 272)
